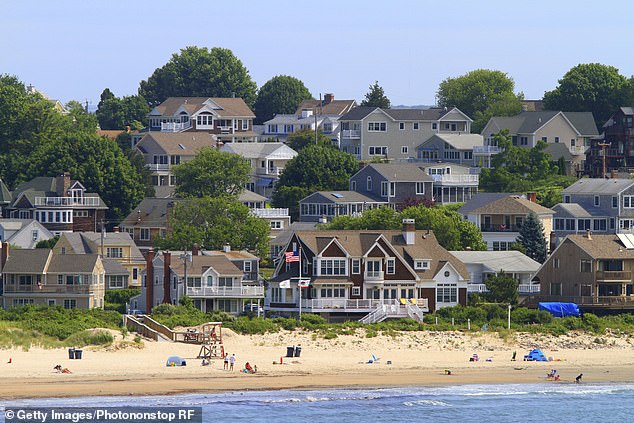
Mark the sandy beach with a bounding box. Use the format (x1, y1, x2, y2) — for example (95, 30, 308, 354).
(1, 328, 634, 400)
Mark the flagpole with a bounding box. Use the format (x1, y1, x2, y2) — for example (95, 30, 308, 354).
(298, 245, 302, 322)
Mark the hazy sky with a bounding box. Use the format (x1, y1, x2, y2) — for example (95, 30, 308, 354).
(3, 0, 634, 108)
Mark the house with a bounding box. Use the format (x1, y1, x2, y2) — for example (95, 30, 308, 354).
(220, 142, 298, 198)
(338, 107, 473, 161)
(266, 219, 469, 321)
(481, 111, 599, 175)
(0, 219, 54, 249)
(416, 133, 485, 166)
(2, 173, 108, 235)
(145, 97, 257, 143)
(0, 243, 105, 310)
(119, 198, 175, 250)
(586, 107, 634, 177)
(348, 163, 434, 209)
(53, 231, 146, 288)
(135, 132, 217, 197)
(459, 193, 554, 251)
(533, 232, 634, 311)
(551, 178, 634, 245)
(133, 248, 264, 315)
(269, 222, 317, 261)
(299, 191, 389, 222)
(262, 93, 356, 144)
(449, 250, 541, 296)
(416, 162, 479, 204)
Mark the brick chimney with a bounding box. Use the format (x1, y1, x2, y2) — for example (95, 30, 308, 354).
(163, 251, 172, 304)
(145, 250, 155, 314)
(55, 172, 71, 196)
(527, 192, 537, 203)
(191, 244, 199, 256)
(402, 219, 416, 245)
(324, 93, 334, 104)
(586, 229, 592, 240)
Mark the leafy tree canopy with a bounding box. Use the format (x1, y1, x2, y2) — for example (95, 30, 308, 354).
(517, 212, 548, 263)
(485, 271, 519, 305)
(96, 88, 150, 130)
(360, 81, 391, 109)
(139, 46, 258, 106)
(173, 147, 250, 198)
(436, 69, 522, 132)
(253, 75, 313, 124)
(543, 63, 634, 127)
(286, 129, 333, 152)
(156, 196, 270, 257)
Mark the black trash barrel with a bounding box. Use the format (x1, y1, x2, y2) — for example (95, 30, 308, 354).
(286, 346, 295, 358)
(68, 348, 75, 359)
(294, 346, 302, 357)
(74, 349, 83, 360)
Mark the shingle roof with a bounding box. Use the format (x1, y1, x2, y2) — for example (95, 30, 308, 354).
(563, 178, 634, 195)
(300, 191, 385, 204)
(338, 106, 380, 120)
(103, 258, 129, 276)
(551, 203, 597, 218)
(11, 177, 107, 209)
(366, 163, 433, 182)
(151, 97, 254, 118)
(487, 111, 598, 136)
(203, 249, 259, 260)
(566, 234, 634, 259)
(295, 99, 356, 116)
(544, 143, 574, 161)
(136, 132, 217, 155)
(47, 254, 100, 273)
(563, 112, 599, 136)
(339, 106, 455, 122)
(169, 255, 243, 277)
(468, 196, 554, 216)
(239, 190, 268, 203)
(221, 142, 297, 159)
(420, 134, 484, 150)
(449, 250, 540, 273)
(2, 249, 51, 273)
(458, 193, 521, 215)
(270, 222, 318, 247)
(120, 198, 179, 227)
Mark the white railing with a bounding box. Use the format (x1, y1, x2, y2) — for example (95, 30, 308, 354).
(186, 285, 264, 298)
(34, 197, 101, 207)
(431, 174, 479, 185)
(219, 126, 234, 134)
(406, 303, 425, 322)
(161, 121, 191, 132)
(518, 284, 541, 294)
(146, 163, 170, 171)
(256, 167, 283, 176)
(365, 271, 384, 281)
(341, 129, 361, 139)
(467, 284, 489, 293)
(360, 305, 388, 324)
(569, 145, 588, 155)
(473, 146, 501, 154)
(251, 208, 289, 218)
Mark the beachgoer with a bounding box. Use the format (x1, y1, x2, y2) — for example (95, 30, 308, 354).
(54, 364, 62, 372)
(62, 368, 72, 374)
(201, 358, 210, 366)
(245, 362, 253, 373)
(254, 365, 258, 374)
(223, 353, 229, 370)
(575, 373, 583, 383)
(554, 375, 560, 381)
(229, 353, 236, 371)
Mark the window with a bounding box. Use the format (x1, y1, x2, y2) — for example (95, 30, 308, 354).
(320, 285, 346, 298)
(366, 260, 382, 277)
(542, 136, 548, 142)
(48, 299, 56, 306)
(554, 137, 560, 143)
(399, 122, 405, 130)
(463, 151, 472, 160)
(580, 260, 592, 273)
(13, 298, 34, 306)
(368, 122, 387, 132)
(58, 275, 64, 284)
(323, 122, 333, 132)
(270, 287, 283, 303)
(63, 299, 77, 310)
(32, 230, 38, 241)
(624, 196, 634, 208)
(613, 196, 619, 208)
(387, 258, 395, 274)
(132, 268, 138, 281)
(432, 123, 438, 130)
(416, 182, 425, 195)
(319, 259, 347, 276)
(413, 122, 419, 130)
(284, 124, 294, 133)
(436, 283, 457, 303)
(244, 261, 252, 273)
(563, 195, 571, 203)
(577, 219, 591, 231)
(366, 176, 373, 191)
(550, 283, 562, 296)
(187, 277, 202, 288)
(414, 260, 430, 270)
(352, 286, 360, 296)
(242, 119, 249, 130)
(197, 114, 213, 126)
(268, 124, 278, 133)
(219, 277, 233, 288)
(520, 136, 528, 146)
(352, 259, 360, 274)
(270, 221, 282, 229)
(108, 275, 125, 288)
(106, 247, 123, 258)
(369, 146, 388, 156)
(594, 196, 600, 207)
(594, 219, 607, 231)
(140, 228, 150, 241)
(381, 181, 389, 197)
(565, 219, 575, 231)
(73, 210, 88, 217)
(553, 258, 560, 269)
(401, 146, 408, 154)
(351, 181, 357, 191)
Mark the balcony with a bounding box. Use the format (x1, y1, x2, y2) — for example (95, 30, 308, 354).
(480, 224, 520, 232)
(431, 174, 479, 185)
(518, 284, 540, 294)
(146, 163, 170, 171)
(467, 283, 540, 294)
(218, 126, 234, 134)
(186, 285, 264, 298)
(365, 270, 384, 281)
(251, 208, 289, 218)
(161, 121, 191, 132)
(467, 284, 488, 293)
(472, 146, 501, 154)
(256, 167, 283, 176)
(4, 284, 95, 294)
(34, 197, 101, 207)
(341, 129, 361, 139)
(596, 271, 632, 282)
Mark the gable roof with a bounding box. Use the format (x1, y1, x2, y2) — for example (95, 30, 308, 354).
(449, 250, 540, 273)
(48, 254, 100, 273)
(221, 142, 297, 159)
(419, 133, 484, 150)
(338, 106, 468, 122)
(120, 198, 178, 227)
(468, 196, 554, 216)
(295, 99, 356, 116)
(551, 203, 600, 218)
(563, 178, 634, 195)
(11, 176, 107, 209)
(103, 258, 129, 276)
(362, 163, 434, 182)
(458, 193, 522, 215)
(544, 142, 574, 161)
(338, 106, 378, 121)
(136, 132, 217, 155)
(565, 234, 634, 259)
(150, 97, 254, 118)
(2, 249, 51, 273)
(486, 111, 598, 136)
(169, 255, 243, 277)
(300, 191, 385, 204)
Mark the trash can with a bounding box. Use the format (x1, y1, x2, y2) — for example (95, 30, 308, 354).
(74, 349, 83, 360)
(294, 346, 302, 357)
(68, 348, 75, 360)
(286, 346, 295, 358)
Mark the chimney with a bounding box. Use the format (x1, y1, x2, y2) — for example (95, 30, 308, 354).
(611, 170, 618, 179)
(324, 93, 334, 104)
(223, 244, 231, 253)
(191, 244, 199, 256)
(0, 242, 9, 272)
(527, 192, 537, 203)
(402, 219, 415, 245)
(113, 226, 120, 233)
(145, 250, 155, 314)
(163, 251, 171, 304)
(55, 172, 71, 196)
(586, 229, 592, 240)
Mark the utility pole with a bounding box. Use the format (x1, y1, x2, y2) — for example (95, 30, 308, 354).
(598, 142, 610, 178)
(314, 93, 320, 145)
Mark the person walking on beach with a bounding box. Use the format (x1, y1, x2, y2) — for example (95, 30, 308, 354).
(223, 353, 229, 370)
(576, 373, 583, 383)
(229, 353, 236, 371)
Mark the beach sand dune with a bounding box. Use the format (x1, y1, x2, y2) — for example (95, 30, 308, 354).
(1, 329, 633, 399)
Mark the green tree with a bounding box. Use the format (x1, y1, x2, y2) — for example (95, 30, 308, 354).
(253, 75, 313, 124)
(327, 206, 401, 230)
(96, 89, 150, 130)
(272, 145, 358, 219)
(286, 129, 332, 152)
(485, 271, 519, 305)
(436, 69, 522, 132)
(139, 46, 258, 106)
(173, 147, 250, 198)
(543, 63, 634, 127)
(157, 196, 270, 257)
(35, 236, 59, 249)
(516, 212, 548, 263)
(360, 81, 391, 108)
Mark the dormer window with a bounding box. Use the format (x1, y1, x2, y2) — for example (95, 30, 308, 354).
(414, 260, 430, 270)
(71, 188, 83, 200)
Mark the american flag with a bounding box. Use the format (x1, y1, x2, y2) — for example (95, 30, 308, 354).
(285, 251, 299, 263)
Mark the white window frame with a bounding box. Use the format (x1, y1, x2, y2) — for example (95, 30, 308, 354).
(413, 122, 419, 130)
(381, 181, 389, 197)
(352, 286, 361, 296)
(416, 182, 425, 195)
(244, 261, 252, 272)
(414, 260, 430, 270)
(140, 228, 150, 241)
(352, 259, 360, 274)
(401, 146, 408, 154)
(387, 258, 395, 275)
(399, 122, 405, 130)
(368, 122, 387, 132)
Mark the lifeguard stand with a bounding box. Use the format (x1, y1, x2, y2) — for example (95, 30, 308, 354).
(197, 322, 224, 359)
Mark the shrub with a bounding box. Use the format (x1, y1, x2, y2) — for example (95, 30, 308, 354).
(65, 330, 114, 347)
(228, 317, 279, 334)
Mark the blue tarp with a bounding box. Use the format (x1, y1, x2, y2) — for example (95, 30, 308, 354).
(538, 302, 581, 318)
(524, 348, 548, 362)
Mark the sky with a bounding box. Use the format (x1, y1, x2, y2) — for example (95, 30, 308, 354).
(3, 0, 634, 108)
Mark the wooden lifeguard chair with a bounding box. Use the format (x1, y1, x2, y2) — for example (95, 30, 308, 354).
(197, 322, 224, 359)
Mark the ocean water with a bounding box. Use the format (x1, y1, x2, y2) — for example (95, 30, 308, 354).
(3, 383, 634, 423)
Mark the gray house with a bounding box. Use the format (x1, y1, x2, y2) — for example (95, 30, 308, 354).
(299, 191, 388, 223)
(416, 133, 484, 166)
(349, 163, 434, 209)
(417, 162, 479, 204)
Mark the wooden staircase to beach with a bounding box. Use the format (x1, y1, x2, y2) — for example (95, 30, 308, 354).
(359, 301, 425, 324)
